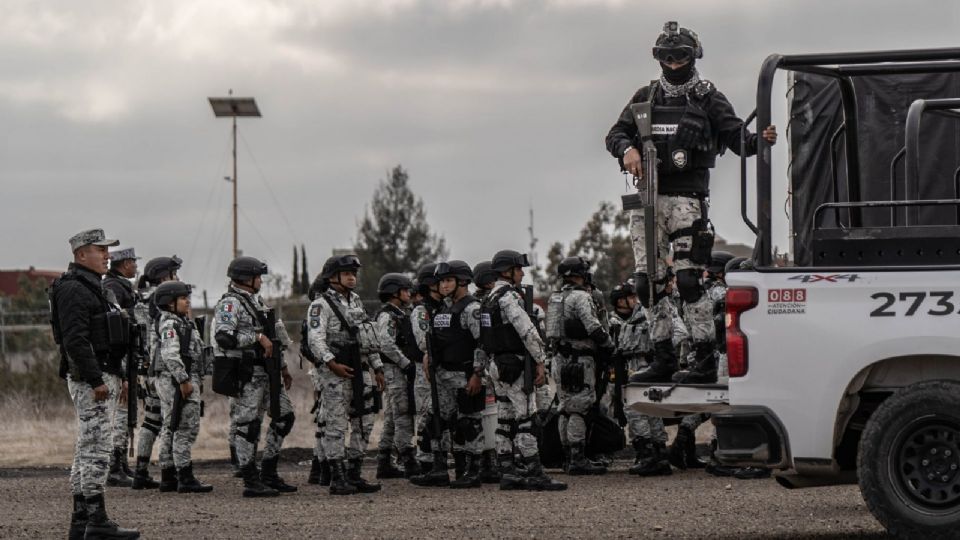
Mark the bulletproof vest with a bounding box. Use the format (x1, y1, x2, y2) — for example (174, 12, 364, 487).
(321, 290, 381, 356)
(545, 287, 590, 341)
(376, 304, 420, 365)
(432, 295, 478, 370)
(49, 271, 124, 378)
(480, 286, 526, 355)
(103, 272, 136, 309)
(299, 318, 320, 364)
(649, 83, 717, 175)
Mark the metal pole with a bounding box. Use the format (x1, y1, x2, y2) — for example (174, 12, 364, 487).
(232, 115, 238, 259)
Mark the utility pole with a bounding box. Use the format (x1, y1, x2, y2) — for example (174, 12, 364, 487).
(208, 91, 261, 259)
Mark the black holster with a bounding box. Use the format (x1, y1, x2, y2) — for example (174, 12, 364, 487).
(493, 355, 523, 385)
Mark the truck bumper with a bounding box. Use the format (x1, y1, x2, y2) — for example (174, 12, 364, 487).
(712, 406, 791, 469)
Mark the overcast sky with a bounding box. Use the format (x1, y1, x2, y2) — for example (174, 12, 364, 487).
(2, 0, 958, 297)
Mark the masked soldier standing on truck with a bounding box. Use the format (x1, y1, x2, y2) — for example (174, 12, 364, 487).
(307, 255, 386, 495)
(546, 257, 615, 476)
(51, 229, 139, 540)
(102, 247, 141, 487)
(213, 256, 296, 498)
(153, 281, 213, 494)
(605, 21, 777, 383)
(481, 250, 566, 491)
(373, 272, 420, 479)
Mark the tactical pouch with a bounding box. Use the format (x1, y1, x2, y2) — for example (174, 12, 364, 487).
(237, 356, 257, 385)
(212, 356, 240, 397)
(104, 311, 129, 347)
(456, 387, 486, 415)
(493, 355, 524, 385)
(563, 319, 589, 340)
(689, 219, 715, 264)
(560, 361, 586, 393)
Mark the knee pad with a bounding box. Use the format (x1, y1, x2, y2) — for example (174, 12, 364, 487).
(559, 361, 585, 393)
(142, 417, 162, 435)
(496, 418, 517, 440)
(238, 420, 262, 444)
(454, 417, 482, 445)
(676, 268, 704, 304)
(271, 412, 295, 437)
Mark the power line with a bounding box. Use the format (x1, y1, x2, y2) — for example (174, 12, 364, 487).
(187, 130, 233, 266)
(239, 206, 280, 262)
(237, 131, 301, 244)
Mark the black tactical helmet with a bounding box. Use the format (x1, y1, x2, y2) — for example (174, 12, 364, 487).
(610, 281, 636, 305)
(653, 21, 702, 63)
(227, 256, 268, 281)
(557, 256, 591, 278)
(144, 256, 182, 283)
(319, 254, 362, 281)
(725, 256, 748, 275)
(435, 260, 473, 283)
(472, 261, 497, 288)
(416, 263, 439, 287)
(490, 250, 531, 273)
(378, 272, 414, 296)
(154, 281, 192, 309)
(708, 251, 735, 275)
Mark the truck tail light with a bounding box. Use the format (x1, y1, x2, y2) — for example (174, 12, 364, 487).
(726, 286, 758, 378)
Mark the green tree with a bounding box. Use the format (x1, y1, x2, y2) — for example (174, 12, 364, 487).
(291, 245, 300, 297)
(544, 202, 634, 297)
(354, 165, 448, 297)
(300, 245, 309, 295)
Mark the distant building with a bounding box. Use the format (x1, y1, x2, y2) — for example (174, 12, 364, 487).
(0, 268, 60, 297)
(713, 235, 753, 258)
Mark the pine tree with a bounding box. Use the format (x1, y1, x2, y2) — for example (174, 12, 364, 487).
(545, 202, 634, 296)
(300, 244, 309, 295)
(355, 165, 448, 296)
(291, 245, 300, 297)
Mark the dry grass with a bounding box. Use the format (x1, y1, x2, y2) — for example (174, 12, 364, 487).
(0, 366, 387, 468)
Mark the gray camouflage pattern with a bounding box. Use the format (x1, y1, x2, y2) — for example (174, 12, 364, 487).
(155, 312, 206, 469)
(69, 373, 121, 497)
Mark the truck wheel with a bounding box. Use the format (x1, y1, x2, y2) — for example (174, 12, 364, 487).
(858, 380, 960, 539)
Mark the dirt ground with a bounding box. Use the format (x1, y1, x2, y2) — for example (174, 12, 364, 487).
(0, 457, 889, 540)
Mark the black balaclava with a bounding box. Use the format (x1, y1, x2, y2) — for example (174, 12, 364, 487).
(661, 59, 696, 85)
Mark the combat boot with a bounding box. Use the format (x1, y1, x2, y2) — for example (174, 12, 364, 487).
(498, 453, 525, 491)
(478, 449, 500, 484)
(131, 457, 159, 490)
(733, 466, 771, 480)
(560, 445, 571, 473)
(418, 460, 433, 474)
(375, 450, 404, 479)
(260, 456, 298, 493)
(630, 438, 672, 476)
(117, 448, 134, 480)
(521, 456, 567, 491)
(229, 445, 242, 478)
(107, 448, 133, 487)
(449, 453, 481, 489)
(629, 438, 649, 475)
(319, 460, 331, 486)
(158, 466, 178, 492)
(83, 494, 140, 540)
(177, 463, 213, 493)
(668, 425, 694, 470)
(452, 451, 467, 480)
(400, 448, 422, 478)
(329, 459, 358, 495)
(630, 340, 678, 383)
(567, 444, 606, 476)
(410, 451, 450, 487)
(68, 493, 87, 540)
(307, 457, 323, 485)
(677, 343, 717, 384)
(241, 462, 279, 498)
(346, 458, 382, 493)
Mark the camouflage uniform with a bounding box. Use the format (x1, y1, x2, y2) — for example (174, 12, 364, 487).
(678, 279, 726, 433)
(375, 304, 415, 455)
(155, 312, 205, 469)
(426, 296, 486, 455)
(481, 280, 547, 461)
(307, 288, 384, 462)
(547, 285, 613, 448)
(213, 285, 295, 470)
(133, 290, 163, 467)
(616, 306, 667, 445)
(410, 302, 436, 465)
(68, 375, 122, 496)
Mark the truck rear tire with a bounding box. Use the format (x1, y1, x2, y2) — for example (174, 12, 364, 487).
(858, 380, 960, 539)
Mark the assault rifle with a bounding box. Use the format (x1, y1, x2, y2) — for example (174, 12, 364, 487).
(622, 101, 659, 306)
(126, 321, 147, 456)
(263, 309, 283, 420)
(424, 305, 443, 439)
(521, 285, 537, 395)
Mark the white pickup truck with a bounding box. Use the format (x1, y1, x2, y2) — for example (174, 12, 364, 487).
(625, 48, 960, 539)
